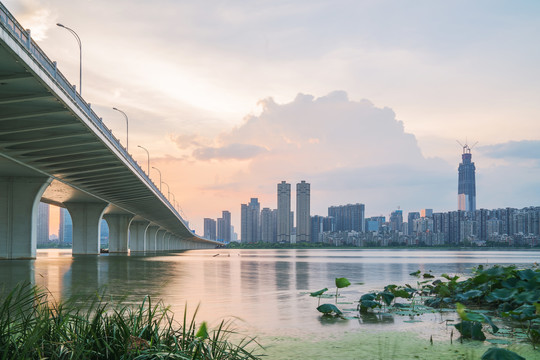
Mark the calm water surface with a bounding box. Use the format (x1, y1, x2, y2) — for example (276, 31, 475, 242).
(1, 249, 539, 342)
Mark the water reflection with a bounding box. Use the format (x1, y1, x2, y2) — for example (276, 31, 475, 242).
(0, 249, 538, 336)
(358, 312, 395, 325)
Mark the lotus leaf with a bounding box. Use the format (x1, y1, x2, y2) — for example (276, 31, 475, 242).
(317, 303, 342, 315)
(501, 277, 520, 289)
(481, 348, 525, 360)
(378, 291, 395, 306)
(335, 277, 351, 289)
(310, 288, 328, 297)
(360, 293, 376, 301)
(516, 269, 538, 281)
(359, 299, 380, 313)
(504, 304, 537, 321)
(455, 289, 483, 302)
(454, 320, 486, 340)
(391, 289, 412, 299)
(487, 288, 517, 302)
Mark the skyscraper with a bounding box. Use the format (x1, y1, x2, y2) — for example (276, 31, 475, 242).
(58, 207, 73, 244)
(389, 210, 403, 232)
(277, 181, 291, 243)
(204, 218, 216, 240)
(328, 203, 365, 232)
(458, 144, 476, 212)
(260, 208, 274, 243)
(408, 212, 420, 235)
(296, 181, 310, 242)
(241, 198, 260, 243)
(217, 210, 231, 242)
(37, 202, 49, 244)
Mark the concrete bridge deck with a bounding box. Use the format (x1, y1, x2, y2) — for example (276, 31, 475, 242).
(0, 3, 219, 258)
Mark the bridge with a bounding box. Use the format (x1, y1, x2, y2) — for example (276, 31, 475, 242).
(0, 3, 219, 259)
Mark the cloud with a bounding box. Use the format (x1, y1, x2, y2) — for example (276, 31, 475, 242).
(4, 0, 55, 41)
(182, 91, 456, 217)
(478, 140, 540, 160)
(193, 143, 268, 160)
(170, 134, 203, 150)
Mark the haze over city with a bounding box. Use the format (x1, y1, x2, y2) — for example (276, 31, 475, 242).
(6, 0, 539, 234)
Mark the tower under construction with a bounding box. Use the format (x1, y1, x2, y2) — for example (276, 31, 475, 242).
(457, 142, 476, 212)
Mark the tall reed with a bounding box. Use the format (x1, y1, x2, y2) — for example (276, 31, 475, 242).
(0, 282, 261, 359)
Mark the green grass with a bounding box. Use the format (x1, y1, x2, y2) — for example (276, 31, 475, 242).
(0, 282, 262, 359)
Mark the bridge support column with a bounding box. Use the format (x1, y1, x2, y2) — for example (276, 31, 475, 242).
(66, 202, 109, 255)
(146, 225, 159, 251)
(0, 176, 52, 259)
(129, 220, 149, 252)
(104, 214, 134, 253)
(164, 233, 171, 251)
(156, 229, 166, 251)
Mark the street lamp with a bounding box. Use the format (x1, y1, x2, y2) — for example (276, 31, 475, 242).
(56, 23, 82, 96)
(112, 107, 129, 152)
(137, 145, 150, 174)
(152, 166, 161, 191)
(162, 181, 171, 200)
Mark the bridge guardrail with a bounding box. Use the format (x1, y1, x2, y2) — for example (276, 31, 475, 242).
(0, 3, 189, 228)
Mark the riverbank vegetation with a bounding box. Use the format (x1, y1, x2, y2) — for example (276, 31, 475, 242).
(0, 282, 261, 359)
(310, 265, 539, 359)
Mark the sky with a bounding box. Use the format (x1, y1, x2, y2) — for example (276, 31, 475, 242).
(4, 0, 540, 235)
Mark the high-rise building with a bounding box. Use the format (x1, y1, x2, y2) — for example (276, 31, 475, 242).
(296, 181, 311, 242)
(217, 210, 231, 242)
(407, 212, 420, 235)
(458, 144, 476, 212)
(389, 210, 403, 232)
(421, 209, 433, 218)
(277, 181, 291, 243)
(58, 207, 73, 244)
(260, 208, 275, 243)
(37, 202, 49, 244)
(240, 204, 248, 243)
(204, 218, 217, 240)
(241, 198, 260, 243)
(328, 204, 365, 232)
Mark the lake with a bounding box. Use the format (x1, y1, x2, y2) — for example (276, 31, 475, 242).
(1, 248, 539, 359)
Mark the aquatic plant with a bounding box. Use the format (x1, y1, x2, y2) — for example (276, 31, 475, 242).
(312, 277, 351, 316)
(309, 288, 328, 306)
(335, 277, 351, 304)
(0, 282, 262, 359)
(481, 347, 525, 360)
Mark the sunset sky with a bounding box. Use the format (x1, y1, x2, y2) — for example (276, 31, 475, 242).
(5, 0, 540, 235)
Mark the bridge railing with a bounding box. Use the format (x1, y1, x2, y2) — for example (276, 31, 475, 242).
(0, 3, 189, 229)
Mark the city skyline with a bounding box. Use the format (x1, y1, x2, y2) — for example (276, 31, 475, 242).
(7, 1, 539, 235)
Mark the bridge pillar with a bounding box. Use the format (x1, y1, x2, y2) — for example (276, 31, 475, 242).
(164, 233, 172, 251)
(65, 202, 109, 255)
(129, 220, 150, 252)
(156, 229, 166, 251)
(146, 225, 159, 251)
(104, 214, 134, 253)
(0, 176, 52, 259)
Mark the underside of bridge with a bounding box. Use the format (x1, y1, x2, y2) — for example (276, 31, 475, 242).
(0, 6, 218, 258)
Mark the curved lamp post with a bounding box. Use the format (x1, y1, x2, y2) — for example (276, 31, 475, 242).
(152, 166, 161, 191)
(162, 181, 171, 200)
(137, 145, 150, 174)
(56, 23, 82, 95)
(112, 107, 129, 152)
